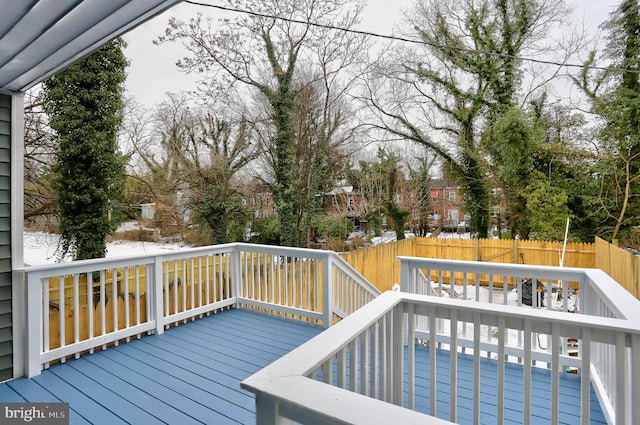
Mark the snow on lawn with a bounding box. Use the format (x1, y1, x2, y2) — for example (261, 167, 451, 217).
(23, 231, 189, 266)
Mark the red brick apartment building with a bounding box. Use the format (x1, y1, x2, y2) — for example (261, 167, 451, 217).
(243, 181, 276, 219)
(242, 178, 500, 234)
(427, 178, 469, 232)
(323, 186, 368, 229)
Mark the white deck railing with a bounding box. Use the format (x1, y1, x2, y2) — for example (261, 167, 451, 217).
(242, 290, 640, 425)
(17, 243, 379, 377)
(399, 257, 640, 424)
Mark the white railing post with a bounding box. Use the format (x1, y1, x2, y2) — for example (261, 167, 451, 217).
(400, 258, 410, 293)
(25, 272, 42, 377)
(632, 334, 640, 425)
(392, 303, 404, 406)
(616, 332, 627, 425)
(231, 247, 242, 308)
(153, 256, 164, 335)
(255, 394, 295, 425)
(400, 258, 410, 345)
(323, 254, 334, 328)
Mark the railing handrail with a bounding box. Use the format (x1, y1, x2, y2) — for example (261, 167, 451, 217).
(400, 292, 640, 335)
(399, 256, 640, 322)
(21, 242, 379, 377)
(17, 242, 338, 277)
(247, 291, 640, 378)
(330, 253, 381, 298)
(16, 243, 240, 274)
(582, 268, 640, 322)
(242, 291, 640, 425)
(233, 242, 335, 258)
(398, 256, 589, 282)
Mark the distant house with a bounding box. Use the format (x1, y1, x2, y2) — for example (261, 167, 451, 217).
(243, 180, 276, 219)
(323, 186, 368, 230)
(428, 178, 469, 232)
(240, 178, 500, 235)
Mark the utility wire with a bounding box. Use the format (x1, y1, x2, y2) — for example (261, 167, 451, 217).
(182, 0, 627, 74)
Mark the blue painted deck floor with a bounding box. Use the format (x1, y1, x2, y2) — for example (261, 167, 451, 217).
(407, 345, 607, 425)
(0, 309, 607, 424)
(0, 309, 323, 425)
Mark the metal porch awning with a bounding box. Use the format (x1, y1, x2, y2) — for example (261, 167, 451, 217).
(0, 0, 182, 94)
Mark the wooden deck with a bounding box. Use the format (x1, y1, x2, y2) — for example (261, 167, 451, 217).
(0, 309, 323, 424)
(0, 308, 607, 424)
(407, 345, 607, 425)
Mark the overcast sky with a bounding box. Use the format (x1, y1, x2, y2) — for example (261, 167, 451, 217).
(122, 0, 620, 108)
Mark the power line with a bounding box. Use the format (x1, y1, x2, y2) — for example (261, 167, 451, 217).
(182, 0, 627, 74)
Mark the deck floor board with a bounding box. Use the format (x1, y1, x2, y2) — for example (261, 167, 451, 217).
(98, 344, 256, 421)
(0, 308, 608, 424)
(406, 345, 607, 425)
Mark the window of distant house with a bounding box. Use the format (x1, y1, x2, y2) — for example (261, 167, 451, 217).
(242, 198, 247, 205)
(348, 197, 354, 208)
(396, 194, 402, 203)
(332, 195, 338, 206)
(448, 192, 456, 202)
(265, 196, 270, 205)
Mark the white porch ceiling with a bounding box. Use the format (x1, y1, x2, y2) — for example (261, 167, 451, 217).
(0, 0, 182, 94)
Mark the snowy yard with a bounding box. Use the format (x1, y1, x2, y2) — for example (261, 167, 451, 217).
(23, 229, 188, 266)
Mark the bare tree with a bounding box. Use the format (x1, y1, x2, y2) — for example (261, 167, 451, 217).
(23, 89, 57, 226)
(346, 148, 408, 237)
(156, 0, 366, 246)
(359, 0, 573, 238)
(133, 93, 194, 232)
(186, 112, 259, 244)
(124, 92, 259, 244)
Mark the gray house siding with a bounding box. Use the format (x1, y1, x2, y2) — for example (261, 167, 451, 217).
(0, 94, 11, 381)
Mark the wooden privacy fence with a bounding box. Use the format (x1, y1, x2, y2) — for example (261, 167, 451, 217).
(595, 236, 640, 299)
(340, 237, 595, 292)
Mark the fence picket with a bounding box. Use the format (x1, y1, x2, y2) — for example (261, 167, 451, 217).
(341, 238, 598, 293)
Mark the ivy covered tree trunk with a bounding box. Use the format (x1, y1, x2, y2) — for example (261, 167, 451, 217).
(364, 0, 569, 240)
(157, 0, 364, 248)
(199, 190, 246, 245)
(384, 200, 409, 240)
(464, 163, 490, 239)
(600, 0, 640, 241)
(573, 0, 640, 243)
(269, 80, 301, 247)
(43, 38, 127, 260)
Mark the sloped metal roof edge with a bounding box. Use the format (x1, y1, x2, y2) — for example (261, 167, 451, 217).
(3, 0, 183, 94)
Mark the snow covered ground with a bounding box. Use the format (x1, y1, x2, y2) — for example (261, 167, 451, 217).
(367, 230, 473, 246)
(24, 228, 467, 265)
(23, 231, 188, 266)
